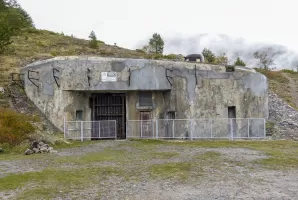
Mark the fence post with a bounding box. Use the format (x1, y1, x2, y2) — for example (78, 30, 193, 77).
(115, 120, 117, 140)
(140, 120, 143, 138)
(172, 119, 175, 139)
(156, 119, 159, 139)
(230, 118, 234, 141)
(263, 118, 266, 138)
(210, 119, 213, 138)
(63, 116, 66, 139)
(152, 119, 154, 139)
(80, 121, 83, 142)
(98, 121, 101, 139)
(190, 119, 193, 140)
(247, 119, 250, 138)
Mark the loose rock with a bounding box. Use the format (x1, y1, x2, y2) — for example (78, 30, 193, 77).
(25, 141, 56, 155)
(0, 148, 3, 153)
(24, 149, 34, 155)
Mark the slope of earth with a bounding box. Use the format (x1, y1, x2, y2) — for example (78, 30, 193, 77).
(255, 69, 298, 139)
(0, 28, 148, 87)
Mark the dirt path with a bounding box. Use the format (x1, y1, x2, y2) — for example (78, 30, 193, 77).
(1, 140, 298, 200)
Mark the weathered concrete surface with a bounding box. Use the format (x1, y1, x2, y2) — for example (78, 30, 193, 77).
(21, 56, 268, 132)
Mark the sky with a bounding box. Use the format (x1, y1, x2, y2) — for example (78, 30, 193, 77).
(18, 0, 298, 68)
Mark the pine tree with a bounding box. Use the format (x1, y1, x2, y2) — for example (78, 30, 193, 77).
(202, 48, 216, 63)
(89, 31, 98, 49)
(234, 57, 246, 66)
(149, 33, 164, 55)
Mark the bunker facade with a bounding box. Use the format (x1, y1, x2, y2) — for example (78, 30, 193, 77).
(21, 56, 268, 139)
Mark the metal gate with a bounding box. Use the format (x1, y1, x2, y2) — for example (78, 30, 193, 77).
(90, 93, 126, 139)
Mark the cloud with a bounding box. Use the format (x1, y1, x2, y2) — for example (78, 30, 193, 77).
(136, 34, 298, 70)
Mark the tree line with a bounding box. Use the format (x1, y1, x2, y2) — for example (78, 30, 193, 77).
(135, 32, 275, 70)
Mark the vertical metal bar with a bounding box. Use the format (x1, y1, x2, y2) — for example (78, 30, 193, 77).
(264, 118, 266, 138)
(140, 120, 143, 138)
(210, 119, 213, 138)
(63, 116, 66, 139)
(248, 119, 250, 138)
(81, 121, 83, 142)
(98, 121, 101, 139)
(190, 119, 193, 140)
(172, 119, 175, 138)
(152, 119, 154, 139)
(156, 119, 159, 139)
(230, 118, 234, 141)
(115, 120, 117, 140)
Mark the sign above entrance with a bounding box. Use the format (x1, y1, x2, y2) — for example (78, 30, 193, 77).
(101, 72, 117, 82)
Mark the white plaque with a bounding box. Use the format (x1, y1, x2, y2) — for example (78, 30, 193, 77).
(101, 72, 117, 82)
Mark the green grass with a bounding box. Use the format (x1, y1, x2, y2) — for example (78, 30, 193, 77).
(0, 167, 121, 191)
(55, 149, 127, 164)
(150, 162, 193, 181)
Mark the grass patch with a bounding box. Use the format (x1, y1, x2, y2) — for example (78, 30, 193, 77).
(53, 140, 97, 149)
(0, 167, 121, 191)
(55, 149, 127, 164)
(255, 68, 289, 84)
(16, 188, 61, 200)
(150, 162, 193, 181)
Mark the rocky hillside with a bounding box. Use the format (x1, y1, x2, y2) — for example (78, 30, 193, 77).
(1, 28, 298, 139)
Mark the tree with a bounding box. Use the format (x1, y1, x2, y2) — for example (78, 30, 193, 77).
(234, 57, 246, 66)
(88, 31, 98, 49)
(0, 0, 34, 53)
(142, 45, 154, 54)
(202, 48, 216, 63)
(253, 51, 274, 70)
(214, 53, 229, 65)
(149, 33, 164, 55)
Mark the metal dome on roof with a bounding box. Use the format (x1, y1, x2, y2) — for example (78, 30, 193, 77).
(184, 54, 204, 63)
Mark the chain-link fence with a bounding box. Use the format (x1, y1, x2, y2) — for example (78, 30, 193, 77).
(126, 118, 266, 140)
(64, 120, 117, 141)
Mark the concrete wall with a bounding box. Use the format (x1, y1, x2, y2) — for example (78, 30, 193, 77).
(21, 56, 268, 133)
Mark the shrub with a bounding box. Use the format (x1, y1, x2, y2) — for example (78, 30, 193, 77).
(0, 108, 36, 146)
(136, 49, 145, 54)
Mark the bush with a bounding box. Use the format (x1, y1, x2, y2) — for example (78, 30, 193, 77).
(0, 108, 36, 146)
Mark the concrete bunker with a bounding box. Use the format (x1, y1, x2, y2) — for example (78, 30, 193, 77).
(19, 56, 269, 140)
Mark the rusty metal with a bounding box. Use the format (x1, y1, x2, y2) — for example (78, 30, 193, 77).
(91, 93, 126, 139)
(28, 70, 39, 88)
(165, 68, 173, 87)
(87, 68, 91, 87)
(53, 68, 60, 88)
(128, 68, 131, 86)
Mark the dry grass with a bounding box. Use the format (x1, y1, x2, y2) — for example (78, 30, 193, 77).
(255, 68, 298, 109)
(0, 28, 148, 87)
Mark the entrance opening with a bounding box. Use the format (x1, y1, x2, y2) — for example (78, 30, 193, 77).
(90, 93, 126, 139)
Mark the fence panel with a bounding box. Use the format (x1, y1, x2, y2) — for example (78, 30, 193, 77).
(64, 120, 117, 141)
(126, 118, 266, 140)
(126, 120, 156, 139)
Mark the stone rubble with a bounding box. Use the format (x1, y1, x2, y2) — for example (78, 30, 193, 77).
(268, 91, 298, 140)
(24, 141, 57, 155)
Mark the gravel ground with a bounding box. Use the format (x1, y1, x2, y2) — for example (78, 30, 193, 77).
(1, 140, 298, 200)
